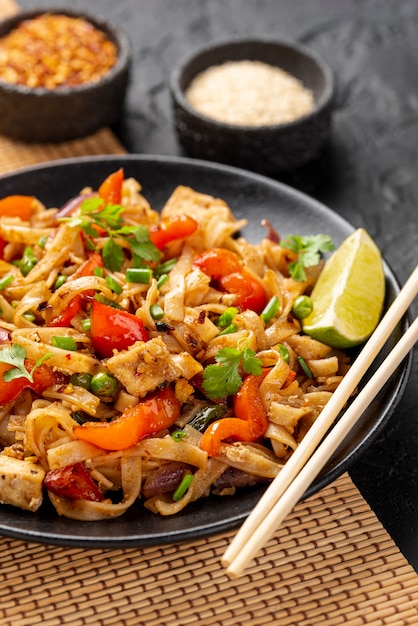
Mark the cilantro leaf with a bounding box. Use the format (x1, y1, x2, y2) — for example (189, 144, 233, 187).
(59, 199, 161, 270)
(0, 344, 52, 383)
(81, 199, 124, 230)
(202, 346, 262, 400)
(102, 237, 125, 272)
(282, 234, 334, 281)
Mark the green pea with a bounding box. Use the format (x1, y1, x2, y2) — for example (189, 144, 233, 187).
(70, 373, 93, 391)
(91, 372, 117, 397)
(292, 295, 313, 319)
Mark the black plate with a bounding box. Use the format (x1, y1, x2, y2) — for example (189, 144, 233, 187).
(0, 155, 411, 548)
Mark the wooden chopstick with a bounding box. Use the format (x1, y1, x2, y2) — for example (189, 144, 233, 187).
(223, 264, 418, 577)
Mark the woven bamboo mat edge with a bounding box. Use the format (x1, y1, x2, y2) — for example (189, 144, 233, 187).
(0, 0, 417, 623)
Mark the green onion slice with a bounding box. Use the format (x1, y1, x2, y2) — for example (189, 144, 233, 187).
(173, 473, 194, 501)
(51, 336, 77, 351)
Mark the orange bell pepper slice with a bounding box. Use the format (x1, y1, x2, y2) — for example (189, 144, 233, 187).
(149, 214, 198, 250)
(73, 386, 181, 450)
(0, 195, 35, 221)
(199, 372, 268, 457)
(98, 168, 124, 205)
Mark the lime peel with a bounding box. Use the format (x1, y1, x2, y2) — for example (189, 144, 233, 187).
(302, 228, 385, 348)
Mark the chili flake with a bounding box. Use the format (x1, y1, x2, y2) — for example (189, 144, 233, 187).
(0, 14, 118, 89)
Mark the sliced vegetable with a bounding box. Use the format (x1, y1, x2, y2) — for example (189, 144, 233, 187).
(126, 267, 152, 284)
(149, 215, 198, 250)
(193, 248, 267, 313)
(0, 275, 13, 290)
(51, 336, 77, 351)
(216, 307, 239, 328)
(90, 299, 149, 358)
(43, 463, 104, 502)
(98, 168, 124, 205)
(172, 473, 194, 501)
(260, 295, 280, 324)
(0, 195, 35, 220)
(73, 386, 181, 450)
(0, 347, 56, 405)
(199, 372, 268, 457)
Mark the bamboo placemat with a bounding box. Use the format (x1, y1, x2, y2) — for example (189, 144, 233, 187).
(0, 0, 418, 624)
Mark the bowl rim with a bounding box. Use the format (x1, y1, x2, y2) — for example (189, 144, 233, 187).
(0, 7, 131, 96)
(170, 36, 334, 132)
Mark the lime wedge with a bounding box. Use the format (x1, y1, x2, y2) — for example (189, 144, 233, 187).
(302, 228, 385, 348)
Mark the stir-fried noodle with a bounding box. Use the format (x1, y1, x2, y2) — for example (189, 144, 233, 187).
(0, 171, 350, 520)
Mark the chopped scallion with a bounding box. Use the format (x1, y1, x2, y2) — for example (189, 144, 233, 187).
(218, 323, 238, 336)
(105, 275, 123, 294)
(150, 303, 164, 320)
(22, 311, 35, 322)
(260, 296, 280, 324)
(154, 258, 177, 276)
(156, 273, 169, 289)
(173, 473, 194, 501)
(297, 356, 314, 378)
(51, 336, 77, 351)
(81, 318, 92, 332)
(0, 275, 14, 290)
(216, 307, 239, 328)
(277, 344, 290, 363)
(93, 267, 104, 277)
(171, 430, 186, 442)
(125, 267, 152, 284)
(54, 274, 67, 289)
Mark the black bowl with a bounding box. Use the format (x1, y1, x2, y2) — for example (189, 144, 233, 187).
(170, 37, 334, 177)
(0, 8, 131, 143)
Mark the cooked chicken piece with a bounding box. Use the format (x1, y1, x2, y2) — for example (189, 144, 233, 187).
(106, 336, 203, 397)
(0, 455, 45, 512)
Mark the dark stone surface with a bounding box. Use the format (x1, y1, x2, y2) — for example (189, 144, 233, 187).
(18, 0, 418, 570)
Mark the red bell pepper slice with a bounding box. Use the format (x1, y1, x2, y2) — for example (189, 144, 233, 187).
(199, 372, 268, 457)
(219, 269, 267, 314)
(49, 252, 104, 327)
(0, 195, 35, 221)
(193, 248, 241, 277)
(90, 299, 149, 358)
(193, 248, 267, 314)
(98, 168, 124, 205)
(49, 295, 83, 328)
(149, 215, 198, 250)
(44, 463, 104, 502)
(0, 237, 6, 259)
(71, 251, 104, 280)
(73, 386, 181, 450)
(0, 360, 58, 405)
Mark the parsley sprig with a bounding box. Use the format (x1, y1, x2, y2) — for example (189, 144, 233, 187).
(282, 234, 334, 281)
(60, 198, 161, 272)
(0, 344, 52, 383)
(202, 345, 262, 400)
